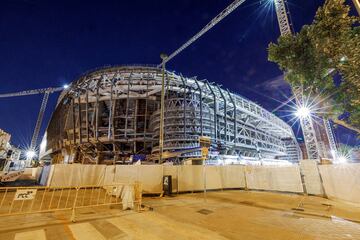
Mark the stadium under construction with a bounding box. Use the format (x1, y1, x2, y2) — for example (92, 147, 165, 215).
(40, 65, 302, 165)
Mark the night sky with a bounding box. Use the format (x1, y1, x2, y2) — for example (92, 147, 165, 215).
(0, 0, 358, 148)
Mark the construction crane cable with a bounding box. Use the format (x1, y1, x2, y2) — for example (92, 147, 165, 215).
(157, 0, 247, 67)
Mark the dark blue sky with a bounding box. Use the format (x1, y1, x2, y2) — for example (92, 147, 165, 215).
(0, 0, 358, 147)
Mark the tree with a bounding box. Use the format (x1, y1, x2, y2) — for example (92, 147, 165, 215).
(268, 0, 360, 130)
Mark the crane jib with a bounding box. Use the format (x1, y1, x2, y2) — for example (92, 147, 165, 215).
(0, 87, 63, 98)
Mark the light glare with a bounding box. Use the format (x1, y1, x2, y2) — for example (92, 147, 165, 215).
(26, 150, 36, 159)
(337, 156, 347, 163)
(295, 106, 310, 119)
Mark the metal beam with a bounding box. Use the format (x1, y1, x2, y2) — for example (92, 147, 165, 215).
(194, 79, 203, 136)
(30, 92, 50, 152)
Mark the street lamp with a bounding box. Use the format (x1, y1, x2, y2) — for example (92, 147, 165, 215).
(159, 53, 168, 164)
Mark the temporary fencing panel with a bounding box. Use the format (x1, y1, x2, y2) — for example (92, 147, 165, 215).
(114, 165, 163, 193)
(42, 164, 318, 195)
(138, 165, 163, 193)
(220, 165, 246, 189)
(205, 166, 223, 189)
(47, 164, 106, 187)
(104, 165, 116, 185)
(39, 165, 52, 186)
(299, 160, 324, 195)
(163, 165, 246, 192)
(245, 165, 304, 193)
(46, 164, 296, 194)
(319, 163, 360, 204)
(33, 167, 43, 182)
(0, 183, 142, 221)
(178, 165, 204, 192)
(114, 165, 138, 182)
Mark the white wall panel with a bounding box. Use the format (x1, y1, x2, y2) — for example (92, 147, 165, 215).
(299, 160, 324, 195)
(245, 165, 303, 193)
(319, 163, 360, 204)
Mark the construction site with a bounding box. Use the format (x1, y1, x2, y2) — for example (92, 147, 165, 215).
(41, 65, 301, 165)
(0, 0, 359, 239)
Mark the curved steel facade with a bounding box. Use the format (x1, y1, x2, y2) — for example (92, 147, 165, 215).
(44, 65, 301, 164)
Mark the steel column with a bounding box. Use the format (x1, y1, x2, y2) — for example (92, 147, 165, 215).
(194, 79, 203, 136)
(206, 82, 217, 141)
(108, 81, 114, 139)
(216, 85, 227, 142)
(180, 76, 187, 138)
(227, 89, 237, 143)
(71, 98, 76, 144)
(95, 79, 101, 140)
(159, 59, 167, 163)
(85, 86, 90, 142)
(78, 95, 82, 144)
(125, 72, 132, 139)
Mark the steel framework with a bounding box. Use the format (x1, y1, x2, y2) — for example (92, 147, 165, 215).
(274, 0, 336, 160)
(43, 65, 301, 164)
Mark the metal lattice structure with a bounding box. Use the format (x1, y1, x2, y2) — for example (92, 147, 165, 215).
(274, 0, 337, 160)
(30, 92, 50, 152)
(158, 0, 247, 67)
(43, 65, 301, 164)
(0, 87, 63, 157)
(274, 0, 292, 36)
(0, 87, 63, 99)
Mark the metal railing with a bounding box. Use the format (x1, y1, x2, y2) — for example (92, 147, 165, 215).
(0, 182, 142, 222)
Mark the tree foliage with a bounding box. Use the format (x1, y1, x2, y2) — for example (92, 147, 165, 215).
(268, 0, 360, 129)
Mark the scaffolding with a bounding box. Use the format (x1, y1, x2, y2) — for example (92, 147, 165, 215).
(44, 65, 301, 164)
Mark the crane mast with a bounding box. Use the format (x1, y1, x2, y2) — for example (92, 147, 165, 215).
(0, 87, 64, 162)
(1, 0, 349, 163)
(273, 0, 337, 160)
(273, 0, 292, 36)
(29, 92, 50, 155)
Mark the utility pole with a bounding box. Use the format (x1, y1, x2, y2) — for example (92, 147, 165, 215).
(159, 53, 168, 164)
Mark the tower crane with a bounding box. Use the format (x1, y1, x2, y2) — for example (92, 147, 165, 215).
(353, 0, 360, 15)
(1, 0, 357, 164)
(0, 87, 65, 160)
(273, 0, 337, 160)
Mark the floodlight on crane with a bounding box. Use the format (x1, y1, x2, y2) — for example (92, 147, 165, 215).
(295, 106, 311, 119)
(25, 150, 36, 160)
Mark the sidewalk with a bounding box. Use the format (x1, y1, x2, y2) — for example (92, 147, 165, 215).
(0, 190, 359, 240)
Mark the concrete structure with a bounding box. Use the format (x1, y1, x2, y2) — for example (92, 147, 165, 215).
(0, 129, 22, 172)
(0, 129, 20, 162)
(42, 65, 301, 164)
(0, 129, 10, 158)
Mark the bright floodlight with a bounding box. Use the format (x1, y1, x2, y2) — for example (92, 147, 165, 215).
(338, 156, 347, 163)
(26, 150, 36, 159)
(63, 84, 69, 89)
(295, 106, 311, 119)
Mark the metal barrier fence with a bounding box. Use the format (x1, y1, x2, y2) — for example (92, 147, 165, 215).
(0, 182, 142, 222)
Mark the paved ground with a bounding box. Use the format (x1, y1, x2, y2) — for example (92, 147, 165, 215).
(0, 190, 360, 239)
